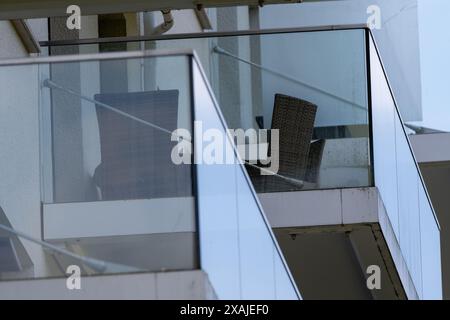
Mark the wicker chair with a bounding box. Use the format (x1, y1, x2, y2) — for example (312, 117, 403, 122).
(305, 139, 325, 184)
(93, 90, 192, 200)
(246, 94, 322, 193)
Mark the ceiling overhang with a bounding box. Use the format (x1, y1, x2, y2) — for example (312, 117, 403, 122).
(0, 0, 302, 20)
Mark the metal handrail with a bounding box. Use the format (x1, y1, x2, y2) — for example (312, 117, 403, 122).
(38, 24, 369, 48)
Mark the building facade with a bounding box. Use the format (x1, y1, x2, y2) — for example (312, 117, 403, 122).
(0, 0, 446, 300)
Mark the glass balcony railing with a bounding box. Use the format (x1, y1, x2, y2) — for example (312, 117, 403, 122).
(368, 33, 442, 300)
(192, 59, 299, 299)
(207, 30, 371, 193)
(1, 25, 442, 299)
(0, 51, 299, 299)
(55, 29, 372, 193)
(142, 29, 441, 299)
(79, 26, 439, 299)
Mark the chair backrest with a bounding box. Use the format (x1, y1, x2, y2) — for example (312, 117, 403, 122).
(94, 90, 191, 200)
(305, 139, 325, 183)
(271, 94, 318, 180)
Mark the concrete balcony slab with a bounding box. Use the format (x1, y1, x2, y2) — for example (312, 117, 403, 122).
(258, 187, 418, 300)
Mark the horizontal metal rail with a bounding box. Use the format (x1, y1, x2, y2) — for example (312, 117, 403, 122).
(38, 24, 368, 47)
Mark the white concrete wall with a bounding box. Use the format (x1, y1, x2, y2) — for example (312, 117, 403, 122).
(410, 133, 450, 163)
(260, 0, 422, 122)
(0, 21, 27, 58)
(0, 21, 51, 278)
(259, 28, 368, 128)
(150, 9, 212, 76)
(0, 20, 63, 280)
(0, 64, 61, 278)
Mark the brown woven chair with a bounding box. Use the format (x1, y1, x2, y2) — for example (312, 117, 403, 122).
(305, 139, 325, 183)
(93, 90, 192, 200)
(246, 94, 321, 193)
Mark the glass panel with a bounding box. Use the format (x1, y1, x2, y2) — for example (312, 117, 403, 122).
(369, 35, 442, 299)
(45, 55, 192, 203)
(235, 163, 277, 299)
(193, 60, 299, 300)
(0, 54, 197, 281)
(370, 42, 400, 238)
(193, 61, 241, 299)
(419, 187, 443, 300)
(395, 114, 422, 295)
(73, 29, 372, 193)
(150, 30, 371, 193)
(177, 30, 371, 192)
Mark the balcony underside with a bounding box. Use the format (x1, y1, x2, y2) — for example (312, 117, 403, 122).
(259, 187, 418, 300)
(0, 0, 301, 20)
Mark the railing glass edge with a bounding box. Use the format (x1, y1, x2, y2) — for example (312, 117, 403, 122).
(368, 31, 442, 299)
(191, 55, 301, 300)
